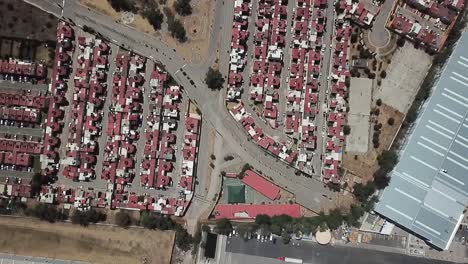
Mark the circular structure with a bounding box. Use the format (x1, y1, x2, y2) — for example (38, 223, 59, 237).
(120, 12, 135, 25)
(315, 229, 332, 245)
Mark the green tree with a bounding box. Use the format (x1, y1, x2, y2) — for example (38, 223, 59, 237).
(28, 203, 62, 223)
(343, 125, 351, 135)
(175, 224, 193, 251)
(281, 230, 291, 244)
(255, 214, 271, 226)
(215, 218, 233, 235)
(353, 182, 376, 203)
(167, 17, 187, 42)
(143, 9, 164, 31)
(205, 67, 225, 90)
(377, 150, 398, 172)
(174, 0, 192, 16)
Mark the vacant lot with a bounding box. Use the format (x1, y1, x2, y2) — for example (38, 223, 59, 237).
(80, 0, 214, 63)
(0, 217, 174, 264)
(0, 0, 58, 41)
(374, 43, 432, 113)
(343, 104, 404, 183)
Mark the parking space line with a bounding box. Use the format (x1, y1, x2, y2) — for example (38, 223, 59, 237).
(455, 139, 468, 151)
(415, 220, 441, 236)
(450, 76, 468, 87)
(417, 141, 444, 156)
(446, 158, 468, 184)
(437, 104, 463, 118)
(432, 187, 457, 202)
(457, 134, 468, 143)
(458, 60, 468, 68)
(395, 187, 422, 203)
(425, 125, 452, 139)
(442, 93, 468, 108)
(453, 71, 468, 81)
(460, 55, 468, 62)
(410, 155, 438, 171)
(420, 136, 448, 150)
(428, 120, 455, 134)
(424, 202, 449, 218)
(450, 150, 468, 165)
(402, 171, 430, 188)
(386, 205, 413, 221)
(433, 109, 461, 124)
(444, 88, 468, 103)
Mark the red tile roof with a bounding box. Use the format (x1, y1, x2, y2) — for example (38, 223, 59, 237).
(213, 204, 301, 220)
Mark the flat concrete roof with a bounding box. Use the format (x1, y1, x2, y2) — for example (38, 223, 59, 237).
(375, 33, 468, 250)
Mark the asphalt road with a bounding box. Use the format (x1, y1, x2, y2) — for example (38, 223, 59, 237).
(25, 0, 336, 212)
(369, 0, 395, 48)
(0, 253, 87, 264)
(225, 237, 456, 264)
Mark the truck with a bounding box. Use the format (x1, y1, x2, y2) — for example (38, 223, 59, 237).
(277, 256, 303, 263)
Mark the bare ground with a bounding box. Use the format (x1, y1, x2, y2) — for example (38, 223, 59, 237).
(0, 216, 174, 264)
(342, 104, 404, 184)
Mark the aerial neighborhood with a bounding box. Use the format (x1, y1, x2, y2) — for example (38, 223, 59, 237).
(0, 0, 467, 263)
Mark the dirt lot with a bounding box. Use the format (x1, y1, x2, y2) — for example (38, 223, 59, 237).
(80, 0, 214, 63)
(0, 0, 58, 41)
(0, 216, 174, 264)
(342, 104, 404, 184)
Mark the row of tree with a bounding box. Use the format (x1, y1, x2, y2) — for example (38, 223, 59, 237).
(108, 0, 189, 43)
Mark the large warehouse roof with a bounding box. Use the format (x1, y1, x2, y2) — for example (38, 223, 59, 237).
(375, 33, 468, 250)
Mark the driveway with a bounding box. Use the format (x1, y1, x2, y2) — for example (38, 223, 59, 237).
(369, 0, 395, 48)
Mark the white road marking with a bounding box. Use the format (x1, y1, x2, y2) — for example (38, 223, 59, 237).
(455, 139, 468, 150)
(428, 120, 455, 134)
(450, 76, 468, 87)
(442, 93, 468, 108)
(444, 88, 468, 103)
(420, 136, 448, 151)
(432, 187, 457, 202)
(395, 187, 422, 203)
(417, 141, 444, 156)
(453, 71, 468, 81)
(458, 60, 468, 69)
(386, 205, 413, 221)
(410, 155, 438, 171)
(424, 202, 449, 218)
(433, 109, 461, 124)
(457, 134, 468, 144)
(460, 55, 468, 62)
(425, 125, 452, 139)
(436, 104, 463, 118)
(402, 172, 430, 188)
(415, 221, 441, 236)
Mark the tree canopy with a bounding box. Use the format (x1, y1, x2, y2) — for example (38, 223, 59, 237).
(215, 218, 233, 235)
(205, 67, 225, 90)
(174, 0, 192, 16)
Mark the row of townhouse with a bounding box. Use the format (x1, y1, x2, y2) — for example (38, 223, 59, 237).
(62, 36, 111, 182)
(42, 22, 75, 181)
(230, 102, 297, 164)
(285, 0, 328, 175)
(140, 68, 181, 190)
(321, 2, 352, 184)
(101, 53, 145, 185)
(227, 0, 251, 101)
(250, 0, 288, 128)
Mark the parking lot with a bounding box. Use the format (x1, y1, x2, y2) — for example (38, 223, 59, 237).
(224, 236, 457, 264)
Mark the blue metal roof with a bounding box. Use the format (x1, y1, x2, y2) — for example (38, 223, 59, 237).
(375, 33, 468, 250)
